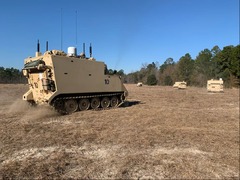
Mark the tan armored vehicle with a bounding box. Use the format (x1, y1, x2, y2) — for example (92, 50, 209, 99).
(22, 41, 128, 114)
(173, 81, 187, 89)
(207, 79, 224, 92)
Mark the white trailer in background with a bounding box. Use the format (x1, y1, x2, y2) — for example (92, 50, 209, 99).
(173, 81, 187, 89)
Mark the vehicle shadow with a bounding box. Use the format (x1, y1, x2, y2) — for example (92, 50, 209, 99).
(120, 100, 142, 108)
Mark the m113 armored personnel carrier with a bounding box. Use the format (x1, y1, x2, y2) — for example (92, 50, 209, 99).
(22, 41, 128, 114)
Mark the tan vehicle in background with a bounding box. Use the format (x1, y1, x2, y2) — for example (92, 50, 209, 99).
(173, 81, 187, 89)
(22, 41, 128, 114)
(207, 79, 224, 92)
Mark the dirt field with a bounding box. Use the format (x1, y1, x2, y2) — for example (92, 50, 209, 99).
(0, 84, 239, 179)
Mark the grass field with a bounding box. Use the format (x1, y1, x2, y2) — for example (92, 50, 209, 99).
(0, 84, 239, 179)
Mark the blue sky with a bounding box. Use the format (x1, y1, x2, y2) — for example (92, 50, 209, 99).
(0, 0, 239, 73)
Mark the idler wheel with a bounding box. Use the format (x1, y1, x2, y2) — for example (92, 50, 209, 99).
(110, 96, 118, 107)
(121, 94, 126, 101)
(53, 99, 64, 111)
(65, 99, 78, 114)
(91, 97, 100, 109)
(79, 98, 90, 111)
(101, 97, 110, 108)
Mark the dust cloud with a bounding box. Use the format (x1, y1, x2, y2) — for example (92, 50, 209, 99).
(6, 99, 59, 123)
(8, 99, 30, 113)
(20, 105, 59, 122)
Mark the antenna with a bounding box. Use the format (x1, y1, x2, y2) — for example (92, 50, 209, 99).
(83, 43, 85, 54)
(89, 43, 92, 57)
(46, 41, 48, 51)
(37, 39, 40, 52)
(61, 8, 63, 50)
(75, 10, 78, 45)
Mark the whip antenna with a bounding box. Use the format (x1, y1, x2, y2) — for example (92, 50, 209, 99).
(75, 10, 78, 45)
(61, 8, 63, 50)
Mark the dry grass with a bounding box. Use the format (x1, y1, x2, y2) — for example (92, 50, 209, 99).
(0, 84, 239, 179)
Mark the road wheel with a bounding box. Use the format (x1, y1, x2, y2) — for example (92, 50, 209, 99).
(79, 98, 90, 111)
(101, 97, 110, 108)
(91, 97, 100, 109)
(110, 96, 118, 107)
(65, 99, 78, 114)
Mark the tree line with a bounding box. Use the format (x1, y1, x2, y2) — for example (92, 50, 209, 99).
(0, 44, 239, 87)
(0, 67, 26, 83)
(124, 45, 239, 88)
